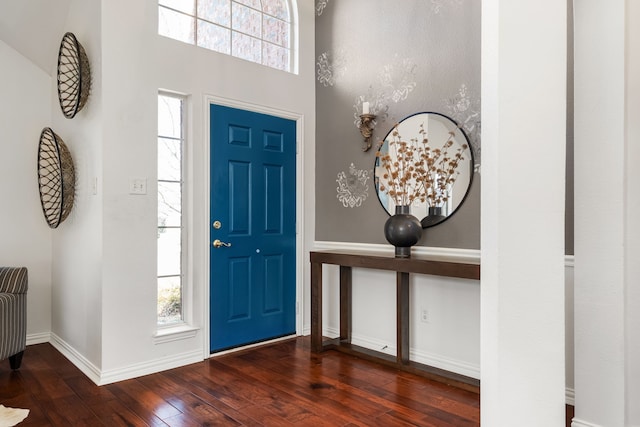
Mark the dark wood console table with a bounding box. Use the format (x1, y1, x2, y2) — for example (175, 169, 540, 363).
(310, 250, 480, 392)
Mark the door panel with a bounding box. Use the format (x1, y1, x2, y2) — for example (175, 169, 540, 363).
(229, 161, 250, 233)
(209, 104, 296, 353)
(228, 256, 251, 321)
(264, 164, 283, 233)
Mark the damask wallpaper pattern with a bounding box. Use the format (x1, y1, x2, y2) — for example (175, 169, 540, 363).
(315, 0, 481, 249)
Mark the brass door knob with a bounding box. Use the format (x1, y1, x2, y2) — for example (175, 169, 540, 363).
(212, 239, 232, 248)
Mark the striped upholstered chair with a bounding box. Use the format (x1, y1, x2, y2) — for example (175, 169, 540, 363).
(0, 267, 28, 369)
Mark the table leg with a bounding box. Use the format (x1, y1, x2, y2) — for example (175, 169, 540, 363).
(311, 261, 323, 352)
(397, 272, 410, 364)
(339, 266, 352, 343)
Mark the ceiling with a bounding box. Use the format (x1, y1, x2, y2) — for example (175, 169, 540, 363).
(0, 0, 72, 75)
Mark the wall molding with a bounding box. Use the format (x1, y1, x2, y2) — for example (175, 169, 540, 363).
(314, 241, 576, 267)
(325, 327, 576, 404)
(99, 349, 203, 386)
(26, 332, 51, 346)
(323, 326, 480, 379)
(410, 346, 480, 380)
(313, 241, 481, 263)
(565, 255, 575, 267)
(50, 333, 102, 385)
(49, 333, 203, 386)
(571, 419, 602, 427)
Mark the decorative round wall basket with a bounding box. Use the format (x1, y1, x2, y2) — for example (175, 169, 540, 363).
(37, 128, 75, 229)
(57, 32, 91, 119)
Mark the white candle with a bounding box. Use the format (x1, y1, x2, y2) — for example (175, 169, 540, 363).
(362, 101, 370, 115)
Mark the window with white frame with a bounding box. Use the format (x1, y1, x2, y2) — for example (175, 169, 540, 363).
(157, 93, 186, 326)
(158, 0, 293, 72)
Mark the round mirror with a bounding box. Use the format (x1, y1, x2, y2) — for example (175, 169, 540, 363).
(374, 112, 474, 228)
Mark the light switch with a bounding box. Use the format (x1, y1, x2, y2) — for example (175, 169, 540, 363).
(129, 177, 147, 195)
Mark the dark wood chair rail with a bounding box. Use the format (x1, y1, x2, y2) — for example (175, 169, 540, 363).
(310, 249, 481, 393)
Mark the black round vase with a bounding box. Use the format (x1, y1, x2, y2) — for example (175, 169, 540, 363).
(421, 206, 447, 227)
(384, 205, 422, 258)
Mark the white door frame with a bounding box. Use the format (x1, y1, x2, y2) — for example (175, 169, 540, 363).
(201, 94, 305, 358)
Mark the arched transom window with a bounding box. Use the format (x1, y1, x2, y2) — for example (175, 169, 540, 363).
(159, 0, 292, 72)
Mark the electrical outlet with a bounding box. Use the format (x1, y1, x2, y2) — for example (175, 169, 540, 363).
(420, 308, 429, 323)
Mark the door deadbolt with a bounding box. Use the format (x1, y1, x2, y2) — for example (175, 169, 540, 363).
(213, 220, 222, 229)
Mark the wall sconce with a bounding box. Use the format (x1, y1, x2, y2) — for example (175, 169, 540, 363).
(358, 102, 377, 151)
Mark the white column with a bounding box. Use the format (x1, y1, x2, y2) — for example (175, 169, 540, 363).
(574, 1, 640, 426)
(481, 0, 567, 426)
(573, 1, 626, 426)
(626, 3, 640, 426)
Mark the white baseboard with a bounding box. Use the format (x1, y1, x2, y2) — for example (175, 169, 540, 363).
(322, 327, 479, 378)
(26, 332, 51, 346)
(566, 387, 575, 406)
(49, 333, 102, 385)
(99, 348, 203, 386)
(571, 419, 602, 427)
(323, 328, 576, 404)
(49, 333, 203, 386)
(410, 346, 480, 380)
(341, 328, 480, 379)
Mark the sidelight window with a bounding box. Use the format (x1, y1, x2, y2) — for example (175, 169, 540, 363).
(157, 93, 186, 326)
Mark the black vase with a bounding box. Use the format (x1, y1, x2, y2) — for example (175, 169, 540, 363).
(421, 206, 447, 227)
(384, 205, 422, 258)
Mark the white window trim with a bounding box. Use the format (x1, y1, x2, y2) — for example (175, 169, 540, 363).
(154, 324, 199, 344)
(157, 91, 197, 335)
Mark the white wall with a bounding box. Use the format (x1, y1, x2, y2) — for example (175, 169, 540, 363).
(574, 1, 640, 426)
(49, 0, 104, 371)
(0, 39, 53, 341)
(94, 0, 316, 379)
(2, 0, 315, 384)
(626, 3, 640, 425)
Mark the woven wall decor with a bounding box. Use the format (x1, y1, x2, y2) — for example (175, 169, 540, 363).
(57, 32, 91, 119)
(37, 128, 75, 229)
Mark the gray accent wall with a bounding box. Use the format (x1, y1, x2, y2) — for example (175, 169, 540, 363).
(315, 0, 576, 254)
(315, 0, 481, 249)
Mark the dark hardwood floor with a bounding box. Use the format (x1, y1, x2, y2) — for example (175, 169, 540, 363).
(0, 337, 572, 426)
(1, 338, 479, 426)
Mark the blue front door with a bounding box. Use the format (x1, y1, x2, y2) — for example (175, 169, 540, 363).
(209, 104, 296, 353)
